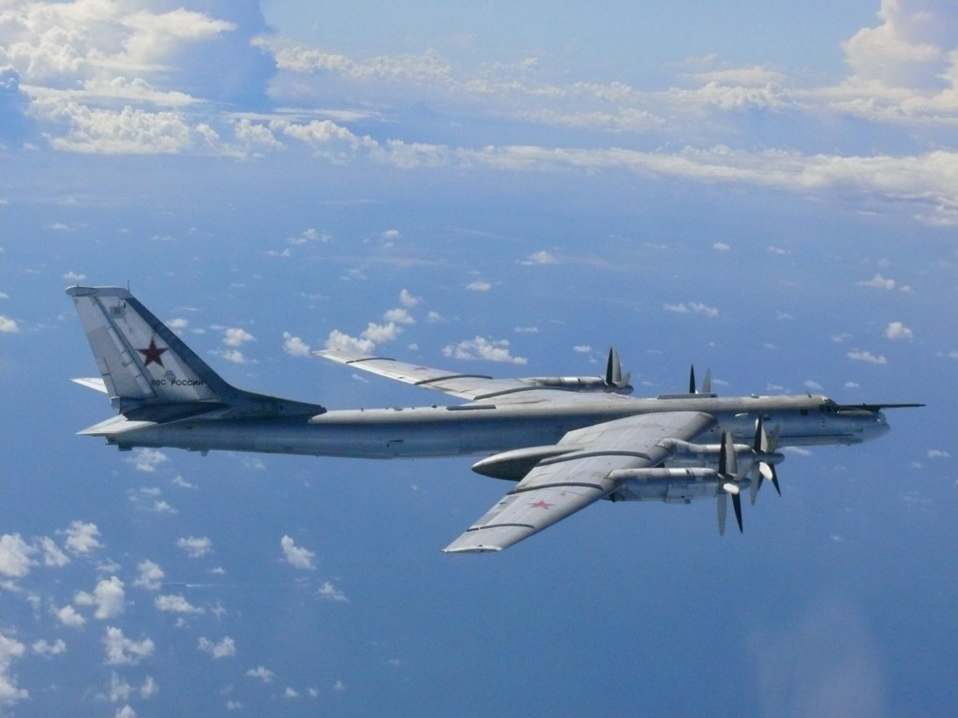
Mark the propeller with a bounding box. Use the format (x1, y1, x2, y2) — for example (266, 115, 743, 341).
(605, 347, 632, 391)
(749, 418, 782, 505)
(716, 430, 745, 535)
(689, 365, 713, 394)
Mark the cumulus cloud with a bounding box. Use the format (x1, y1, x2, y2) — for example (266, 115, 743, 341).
(663, 301, 719, 317)
(848, 350, 888, 364)
(75, 577, 126, 620)
(31, 639, 66, 658)
(55, 605, 86, 629)
(0, 315, 20, 333)
(63, 521, 102, 555)
(318, 581, 348, 603)
(0, 534, 35, 578)
(155, 594, 204, 614)
(245, 666, 275, 683)
(885, 321, 913, 339)
(128, 448, 169, 473)
(176, 536, 212, 558)
(0, 630, 29, 707)
(198, 636, 236, 659)
(466, 280, 492, 291)
(443, 336, 527, 364)
(282, 332, 311, 357)
(223, 328, 255, 347)
(399, 289, 420, 308)
(280, 536, 316, 570)
(133, 560, 164, 591)
(858, 273, 897, 289)
(103, 627, 155, 666)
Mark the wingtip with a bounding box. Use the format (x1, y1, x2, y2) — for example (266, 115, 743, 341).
(442, 544, 503, 554)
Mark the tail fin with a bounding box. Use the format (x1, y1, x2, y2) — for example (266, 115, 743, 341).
(67, 286, 237, 412)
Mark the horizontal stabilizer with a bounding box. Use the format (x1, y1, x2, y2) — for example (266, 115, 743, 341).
(72, 377, 108, 394)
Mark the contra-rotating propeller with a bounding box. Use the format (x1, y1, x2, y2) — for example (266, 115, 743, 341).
(689, 365, 712, 394)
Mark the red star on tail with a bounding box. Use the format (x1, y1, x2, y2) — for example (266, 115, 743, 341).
(138, 338, 168, 367)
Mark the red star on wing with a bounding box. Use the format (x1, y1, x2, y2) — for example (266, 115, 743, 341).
(530, 500, 552, 510)
(138, 337, 168, 368)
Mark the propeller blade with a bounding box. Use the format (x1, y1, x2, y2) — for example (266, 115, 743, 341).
(717, 493, 727, 536)
(732, 492, 744, 533)
(719, 431, 738, 477)
(768, 465, 782, 496)
(689, 365, 696, 394)
(702, 368, 712, 394)
(606, 347, 621, 387)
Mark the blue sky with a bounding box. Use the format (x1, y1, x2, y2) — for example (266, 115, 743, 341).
(1, 1, 956, 716)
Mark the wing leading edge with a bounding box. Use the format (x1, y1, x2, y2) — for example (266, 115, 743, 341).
(444, 411, 717, 553)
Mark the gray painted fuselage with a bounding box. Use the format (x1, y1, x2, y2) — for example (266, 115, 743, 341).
(105, 394, 889, 459)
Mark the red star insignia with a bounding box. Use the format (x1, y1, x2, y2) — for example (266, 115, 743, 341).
(530, 500, 552, 510)
(138, 337, 168, 368)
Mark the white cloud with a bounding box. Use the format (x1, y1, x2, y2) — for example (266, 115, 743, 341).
(466, 280, 492, 291)
(325, 316, 402, 353)
(285, 687, 299, 698)
(176, 536, 212, 558)
(282, 332, 311, 357)
(573, 345, 592, 354)
(198, 636, 236, 659)
(55, 605, 86, 629)
(103, 627, 155, 666)
(0, 315, 19, 333)
(848, 350, 888, 364)
(167, 318, 189, 331)
(858, 273, 897, 289)
(520, 251, 559, 265)
(0, 535, 35, 578)
(63, 521, 102, 555)
(223, 328, 255, 346)
(927, 449, 950, 458)
(128, 448, 169, 473)
(384, 308, 415, 325)
(663, 301, 719, 317)
(361, 321, 401, 344)
(324, 329, 375, 354)
(443, 336, 527, 364)
(31, 639, 67, 658)
(885, 321, 913, 339)
(219, 349, 247, 364)
(399, 289, 420, 308)
(246, 666, 275, 683)
(280, 535, 316, 570)
(62, 271, 86, 280)
(155, 594, 204, 614)
(133, 560, 164, 591)
(712, 242, 731, 251)
(37, 537, 69, 568)
(0, 630, 29, 707)
(75, 576, 126, 620)
(318, 581, 348, 603)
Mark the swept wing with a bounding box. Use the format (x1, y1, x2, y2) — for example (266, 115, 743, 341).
(444, 411, 717, 552)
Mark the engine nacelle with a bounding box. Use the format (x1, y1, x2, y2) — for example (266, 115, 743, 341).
(607, 467, 725, 504)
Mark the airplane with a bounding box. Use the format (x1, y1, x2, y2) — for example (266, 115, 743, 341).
(66, 286, 922, 553)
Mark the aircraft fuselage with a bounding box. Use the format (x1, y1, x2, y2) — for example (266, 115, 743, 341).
(99, 393, 889, 459)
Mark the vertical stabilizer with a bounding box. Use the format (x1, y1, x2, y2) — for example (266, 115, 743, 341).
(66, 286, 234, 407)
